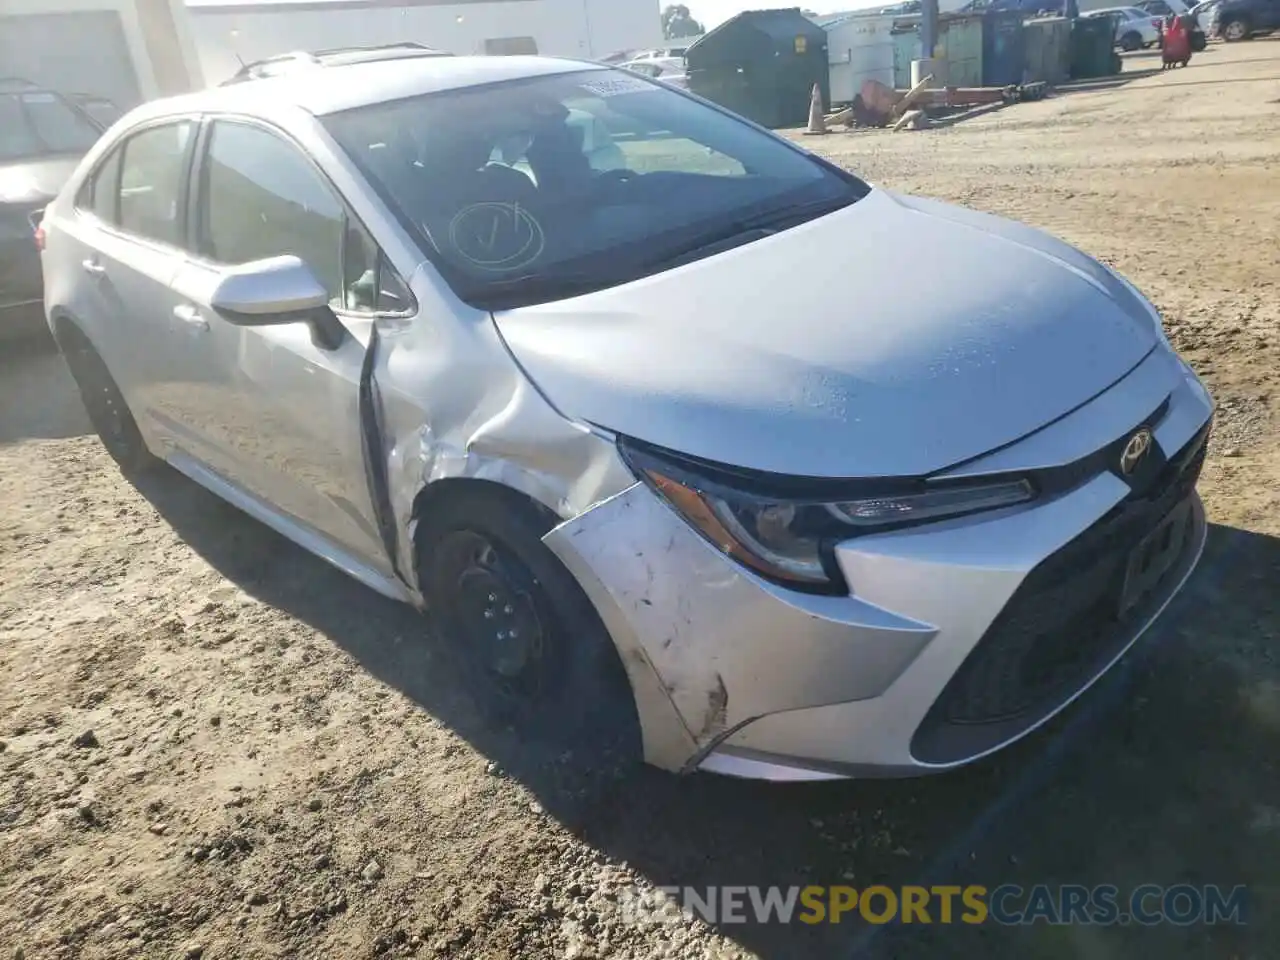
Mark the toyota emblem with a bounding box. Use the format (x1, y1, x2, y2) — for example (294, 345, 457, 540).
(1119, 428, 1154, 476)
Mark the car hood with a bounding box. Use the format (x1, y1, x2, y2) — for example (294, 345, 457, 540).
(0, 157, 81, 205)
(492, 188, 1158, 478)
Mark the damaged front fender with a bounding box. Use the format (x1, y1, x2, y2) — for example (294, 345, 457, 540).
(543, 483, 937, 772)
(366, 287, 638, 602)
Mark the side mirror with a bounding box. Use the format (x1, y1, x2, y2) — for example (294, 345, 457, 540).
(209, 255, 346, 350)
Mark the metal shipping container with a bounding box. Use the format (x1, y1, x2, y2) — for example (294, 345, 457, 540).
(892, 23, 922, 89)
(1022, 15, 1071, 84)
(936, 14, 984, 88)
(821, 12, 898, 105)
(982, 9, 1027, 86)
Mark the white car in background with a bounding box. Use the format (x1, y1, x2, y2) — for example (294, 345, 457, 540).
(620, 56, 689, 90)
(1085, 6, 1165, 49)
(1187, 0, 1222, 31)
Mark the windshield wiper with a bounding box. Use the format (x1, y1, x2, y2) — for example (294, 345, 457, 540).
(474, 270, 620, 310)
(643, 194, 857, 271)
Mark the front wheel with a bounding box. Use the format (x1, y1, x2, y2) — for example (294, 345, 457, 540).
(416, 488, 641, 768)
(1220, 17, 1250, 41)
(57, 326, 157, 475)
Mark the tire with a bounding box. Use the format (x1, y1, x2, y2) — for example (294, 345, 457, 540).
(56, 324, 157, 475)
(1120, 31, 1143, 52)
(415, 486, 642, 768)
(1220, 17, 1250, 41)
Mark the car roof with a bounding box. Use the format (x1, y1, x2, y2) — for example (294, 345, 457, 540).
(222, 43, 454, 84)
(138, 56, 603, 122)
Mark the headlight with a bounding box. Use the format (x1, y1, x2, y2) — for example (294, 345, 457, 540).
(621, 441, 1034, 594)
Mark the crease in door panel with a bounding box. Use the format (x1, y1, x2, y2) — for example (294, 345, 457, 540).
(357, 320, 407, 587)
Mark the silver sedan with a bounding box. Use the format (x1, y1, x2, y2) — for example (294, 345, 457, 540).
(39, 55, 1213, 781)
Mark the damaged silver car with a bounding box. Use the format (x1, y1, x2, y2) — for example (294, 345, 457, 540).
(40, 55, 1213, 780)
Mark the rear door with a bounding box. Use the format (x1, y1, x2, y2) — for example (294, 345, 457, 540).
(163, 116, 409, 574)
(1259, 0, 1280, 29)
(53, 118, 196, 436)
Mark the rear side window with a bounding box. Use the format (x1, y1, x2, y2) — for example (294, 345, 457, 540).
(89, 148, 123, 223)
(118, 121, 194, 247)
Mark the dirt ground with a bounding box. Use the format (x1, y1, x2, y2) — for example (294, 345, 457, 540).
(3, 39, 1280, 960)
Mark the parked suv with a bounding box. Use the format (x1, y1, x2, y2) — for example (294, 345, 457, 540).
(1211, 0, 1280, 38)
(1, 79, 104, 343)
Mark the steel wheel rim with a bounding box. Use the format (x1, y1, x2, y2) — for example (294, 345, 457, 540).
(74, 347, 130, 450)
(441, 530, 556, 707)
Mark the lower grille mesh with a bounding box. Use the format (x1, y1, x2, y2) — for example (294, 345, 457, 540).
(911, 425, 1208, 761)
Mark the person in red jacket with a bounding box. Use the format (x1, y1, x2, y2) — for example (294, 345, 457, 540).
(1162, 13, 1193, 69)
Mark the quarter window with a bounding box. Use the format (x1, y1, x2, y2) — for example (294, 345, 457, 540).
(76, 146, 123, 224)
(118, 121, 194, 247)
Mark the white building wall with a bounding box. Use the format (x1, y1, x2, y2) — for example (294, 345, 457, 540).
(187, 0, 663, 87)
(0, 0, 203, 104)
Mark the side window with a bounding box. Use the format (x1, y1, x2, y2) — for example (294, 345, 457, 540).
(199, 120, 409, 314)
(199, 120, 345, 302)
(118, 121, 194, 247)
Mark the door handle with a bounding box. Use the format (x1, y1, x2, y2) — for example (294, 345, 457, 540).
(81, 259, 106, 277)
(173, 303, 210, 331)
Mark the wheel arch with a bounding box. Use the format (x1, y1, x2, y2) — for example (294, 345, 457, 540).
(408, 474, 692, 770)
(409, 476, 562, 561)
(47, 305, 88, 345)
(1220, 13, 1250, 37)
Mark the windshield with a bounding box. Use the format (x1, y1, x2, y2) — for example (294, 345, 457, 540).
(324, 68, 867, 309)
(0, 91, 101, 163)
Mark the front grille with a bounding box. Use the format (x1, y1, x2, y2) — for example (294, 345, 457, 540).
(911, 424, 1208, 764)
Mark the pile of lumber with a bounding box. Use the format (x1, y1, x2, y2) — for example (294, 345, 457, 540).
(823, 78, 1051, 131)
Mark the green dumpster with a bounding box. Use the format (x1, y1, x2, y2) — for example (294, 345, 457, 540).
(1069, 15, 1121, 80)
(686, 9, 830, 129)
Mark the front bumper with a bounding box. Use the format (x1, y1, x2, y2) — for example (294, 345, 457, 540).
(543, 347, 1214, 778)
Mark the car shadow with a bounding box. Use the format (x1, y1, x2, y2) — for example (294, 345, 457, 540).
(0, 338, 91, 445)
(128, 459, 1280, 959)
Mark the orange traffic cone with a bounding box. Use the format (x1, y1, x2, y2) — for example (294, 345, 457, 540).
(803, 83, 827, 136)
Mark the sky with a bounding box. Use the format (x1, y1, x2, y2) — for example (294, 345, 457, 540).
(684, 0, 887, 30)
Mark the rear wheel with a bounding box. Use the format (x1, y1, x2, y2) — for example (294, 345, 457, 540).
(1120, 31, 1143, 51)
(56, 325, 156, 475)
(1220, 17, 1250, 40)
(416, 487, 641, 768)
